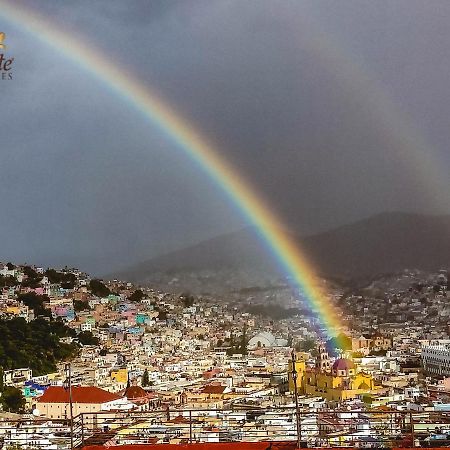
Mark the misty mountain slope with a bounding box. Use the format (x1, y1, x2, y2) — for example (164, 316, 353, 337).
(109, 212, 450, 291)
(109, 227, 283, 283)
(301, 212, 450, 278)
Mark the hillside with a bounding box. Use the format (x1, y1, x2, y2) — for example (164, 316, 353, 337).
(109, 212, 450, 292)
(302, 212, 450, 279)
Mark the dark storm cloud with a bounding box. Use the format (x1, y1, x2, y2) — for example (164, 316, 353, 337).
(0, 0, 449, 273)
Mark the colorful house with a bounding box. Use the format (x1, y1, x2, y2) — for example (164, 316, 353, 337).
(111, 368, 128, 384)
(23, 381, 47, 399)
(136, 313, 148, 325)
(288, 345, 376, 402)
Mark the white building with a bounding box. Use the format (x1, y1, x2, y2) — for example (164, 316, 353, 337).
(80, 322, 93, 332)
(247, 331, 288, 349)
(422, 344, 450, 377)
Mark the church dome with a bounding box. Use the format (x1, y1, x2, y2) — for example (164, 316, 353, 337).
(332, 358, 355, 371)
(124, 385, 147, 399)
(248, 331, 277, 348)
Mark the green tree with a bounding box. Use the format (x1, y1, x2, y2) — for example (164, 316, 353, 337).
(1, 386, 26, 413)
(128, 289, 144, 303)
(22, 266, 38, 279)
(17, 293, 51, 318)
(61, 272, 76, 289)
(157, 309, 168, 321)
(142, 368, 150, 387)
(180, 293, 195, 308)
(296, 337, 316, 352)
(73, 300, 91, 312)
(77, 331, 99, 346)
(239, 323, 249, 355)
(44, 268, 63, 284)
(44, 269, 76, 287)
(21, 272, 43, 287)
(225, 327, 249, 355)
(88, 279, 110, 298)
(20, 277, 42, 289)
(0, 317, 78, 376)
(0, 275, 19, 288)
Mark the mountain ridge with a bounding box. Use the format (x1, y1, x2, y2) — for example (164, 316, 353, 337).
(108, 212, 450, 292)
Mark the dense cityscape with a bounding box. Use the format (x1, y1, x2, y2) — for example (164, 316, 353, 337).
(2, 1, 450, 449)
(0, 261, 448, 448)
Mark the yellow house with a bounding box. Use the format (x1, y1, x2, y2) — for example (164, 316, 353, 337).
(288, 346, 375, 402)
(6, 306, 20, 315)
(111, 368, 128, 383)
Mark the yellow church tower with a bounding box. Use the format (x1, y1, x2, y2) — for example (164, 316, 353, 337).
(288, 352, 306, 394)
(288, 343, 375, 402)
(316, 342, 331, 372)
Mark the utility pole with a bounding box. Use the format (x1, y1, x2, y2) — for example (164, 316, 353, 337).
(291, 350, 302, 448)
(64, 363, 74, 450)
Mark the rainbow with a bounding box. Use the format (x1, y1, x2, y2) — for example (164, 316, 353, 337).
(293, 8, 449, 212)
(0, 1, 343, 337)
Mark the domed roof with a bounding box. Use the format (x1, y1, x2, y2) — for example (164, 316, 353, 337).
(248, 331, 277, 347)
(124, 385, 147, 399)
(332, 358, 355, 371)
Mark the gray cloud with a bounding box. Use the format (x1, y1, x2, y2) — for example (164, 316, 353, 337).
(0, 0, 449, 273)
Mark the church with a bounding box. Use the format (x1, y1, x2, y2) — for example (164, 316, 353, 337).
(288, 343, 375, 402)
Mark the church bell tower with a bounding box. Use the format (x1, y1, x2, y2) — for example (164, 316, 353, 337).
(316, 342, 330, 372)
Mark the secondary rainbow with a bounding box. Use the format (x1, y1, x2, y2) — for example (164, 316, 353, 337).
(292, 10, 450, 212)
(0, 1, 343, 336)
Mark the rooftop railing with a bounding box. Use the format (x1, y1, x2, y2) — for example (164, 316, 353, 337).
(0, 408, 449, 449)
(72, 408, 450, 449)
(0, 417, 71, 449)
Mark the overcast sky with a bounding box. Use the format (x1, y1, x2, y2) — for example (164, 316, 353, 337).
(0, 0, 449, 274)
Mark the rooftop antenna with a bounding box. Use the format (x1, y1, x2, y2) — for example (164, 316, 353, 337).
(64, 363, 74, 450)
(290, 350, 302, 448)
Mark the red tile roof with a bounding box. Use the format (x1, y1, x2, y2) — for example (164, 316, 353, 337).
(82, 445, 423, 450)
(38, 386, 121, 404)
(83, 442, 298, 450)
(202, 368, 220, 379)
(124, 385, 147, 399)
(201, 384, 226, 395)
(168, 415, 191, 424)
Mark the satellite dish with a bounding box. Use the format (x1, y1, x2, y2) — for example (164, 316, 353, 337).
(32, 408, 40, 417)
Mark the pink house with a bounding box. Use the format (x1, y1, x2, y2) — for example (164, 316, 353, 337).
(53, 306, 69, 317)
